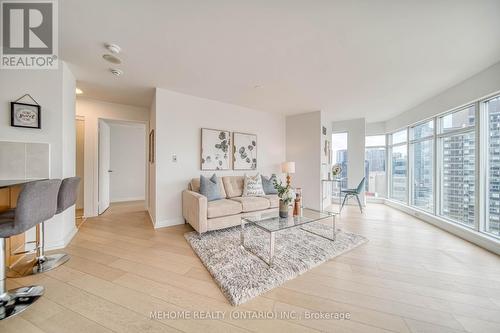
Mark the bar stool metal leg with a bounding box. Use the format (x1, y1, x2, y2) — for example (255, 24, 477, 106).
(0, 238, 44, 320)
(32, 222, 70, 274)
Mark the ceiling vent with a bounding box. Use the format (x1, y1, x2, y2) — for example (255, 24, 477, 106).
(110, 68, 123, 76)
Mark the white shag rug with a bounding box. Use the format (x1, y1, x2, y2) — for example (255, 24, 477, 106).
(185, 222, 367, 305)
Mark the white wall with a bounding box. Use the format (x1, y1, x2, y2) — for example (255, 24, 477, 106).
(76, 98, 149, 217)
(331, 118, 367, 204)
(286, 111, 322, 210)
(0, 62, 77, 249)
(151, 88, 286, 227)
(109, 122, 146, 202)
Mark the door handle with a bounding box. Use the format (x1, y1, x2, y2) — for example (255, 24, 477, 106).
(108, 170, 113, 173)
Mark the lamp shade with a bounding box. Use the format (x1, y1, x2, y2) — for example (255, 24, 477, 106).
(281, 161, 295, 174)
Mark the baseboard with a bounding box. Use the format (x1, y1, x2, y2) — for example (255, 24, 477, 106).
(154, 217, 185, 229)
(385, 199, 500, 255)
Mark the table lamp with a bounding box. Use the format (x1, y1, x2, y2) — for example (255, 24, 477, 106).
(281, 161, 295, 187)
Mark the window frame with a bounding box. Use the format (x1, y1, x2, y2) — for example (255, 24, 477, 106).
(388, 128, 409, 204)
(481, 95, 500, 239)
(365, 134, 387, 199)
(435, 104, 478, 229)
(409, 118, 436, 213)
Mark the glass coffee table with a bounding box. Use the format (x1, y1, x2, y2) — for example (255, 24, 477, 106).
(240, 208, 336, 266)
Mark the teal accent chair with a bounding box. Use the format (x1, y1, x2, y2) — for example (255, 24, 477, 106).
(340, 177, 366, 213)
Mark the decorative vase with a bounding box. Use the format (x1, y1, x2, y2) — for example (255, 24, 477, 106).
(279, 200, 288, 218)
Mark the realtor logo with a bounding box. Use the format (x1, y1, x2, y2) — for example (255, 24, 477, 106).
(1, 0, 58, 69)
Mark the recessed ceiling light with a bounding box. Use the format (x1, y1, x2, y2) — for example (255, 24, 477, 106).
(102, 54, 122, 64)
(110, 68, 123, 76)
(75, 88, 83, 94)
(105, 43, 121, 54)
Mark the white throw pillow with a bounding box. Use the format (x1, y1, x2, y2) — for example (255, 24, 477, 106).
(242, 173, 266, 196)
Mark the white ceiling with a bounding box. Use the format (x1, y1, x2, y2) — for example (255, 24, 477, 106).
(61, 0, 500, 122)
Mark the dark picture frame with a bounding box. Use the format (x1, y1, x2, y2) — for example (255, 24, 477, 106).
(11, 102, 41, 129)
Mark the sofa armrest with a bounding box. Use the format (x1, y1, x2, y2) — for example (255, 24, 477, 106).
(182, 190, 208, 233)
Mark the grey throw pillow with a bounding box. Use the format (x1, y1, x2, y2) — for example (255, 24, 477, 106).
(200, 174, 222, 201)
(261, 174, 278, 195)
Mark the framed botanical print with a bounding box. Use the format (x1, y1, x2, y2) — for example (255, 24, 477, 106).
(11, 102, 41, 129)
(233, 132, 257, 170)
(201, 128, 231, 170)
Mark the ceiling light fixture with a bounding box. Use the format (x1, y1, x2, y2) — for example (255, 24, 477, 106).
(102, 54, 122, 64)
(105, 43, 121, 54)
(110, 68, 123, 77)
(75, 88, 83, 94)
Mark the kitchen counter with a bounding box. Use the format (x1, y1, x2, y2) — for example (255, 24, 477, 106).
(0, 179, 44, 189)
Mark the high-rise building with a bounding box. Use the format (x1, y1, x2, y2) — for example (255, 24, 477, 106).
(488, 100, 500, 236)
(441, 111, 475, 226)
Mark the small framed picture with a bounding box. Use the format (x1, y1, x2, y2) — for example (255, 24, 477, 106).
(11, 102, 41, 129)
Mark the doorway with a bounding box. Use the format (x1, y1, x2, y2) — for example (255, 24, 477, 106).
(75, 117, 85, 227)
(98, 119, 147, 215)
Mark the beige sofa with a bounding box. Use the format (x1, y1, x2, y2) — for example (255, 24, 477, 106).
(182, 176, 278, 233)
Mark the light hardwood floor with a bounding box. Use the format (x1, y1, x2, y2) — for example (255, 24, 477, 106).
(2, 202, 500, 333)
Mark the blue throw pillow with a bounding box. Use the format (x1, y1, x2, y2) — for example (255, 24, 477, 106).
(199, 174, 222, 201)
(261, 174, 278, 195)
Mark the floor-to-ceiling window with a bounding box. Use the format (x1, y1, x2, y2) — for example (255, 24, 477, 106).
(365, 135, 386, 198)
(332, 132, 348, 189)
(485, 95, 500, 237)
(410, 120, 434, 212)
(438, 105, 476, 228)
(389, 129, 407, 202)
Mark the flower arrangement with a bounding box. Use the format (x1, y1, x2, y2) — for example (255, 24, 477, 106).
(273, 178, 295, 205)
(332, 164, 342, 178)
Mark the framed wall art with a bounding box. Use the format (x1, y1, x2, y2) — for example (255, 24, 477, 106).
(11, 102, 41, 129)
(233, 132, 257, 170)
(201, 128, 231, 170)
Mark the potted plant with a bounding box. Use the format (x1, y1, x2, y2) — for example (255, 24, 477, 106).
(273, 178, 295, 218)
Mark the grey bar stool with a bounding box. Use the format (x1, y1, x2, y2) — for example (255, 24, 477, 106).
(0, 179, 61, 320)
(33, 177, 80, 274)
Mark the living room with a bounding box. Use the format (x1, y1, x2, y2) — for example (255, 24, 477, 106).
(1, 1, 500, 332)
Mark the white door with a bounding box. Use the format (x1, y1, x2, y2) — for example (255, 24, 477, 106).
(98, 120, 111, 214)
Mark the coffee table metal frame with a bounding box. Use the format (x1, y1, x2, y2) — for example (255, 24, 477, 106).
(240, 208, 336, 267)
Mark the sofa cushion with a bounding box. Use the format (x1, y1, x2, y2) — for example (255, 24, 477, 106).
(230, 196, 270, 212)
(207, 199, 242, 218)
(261, 195, 279, 208)
(242, 173, 266, 196)
(190, 177, 226, 198)
(222, 176, 244, 198)
(261, 174, 278, 194)
(199, 174, 223, 201)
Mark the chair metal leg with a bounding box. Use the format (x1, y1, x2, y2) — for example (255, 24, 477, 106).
(8, 221, 70, 278)
(354, 194, 363, 213)
(0, 238, 44, 320)
(340, 194, 349, 212)
(32, 221, 70, 274)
